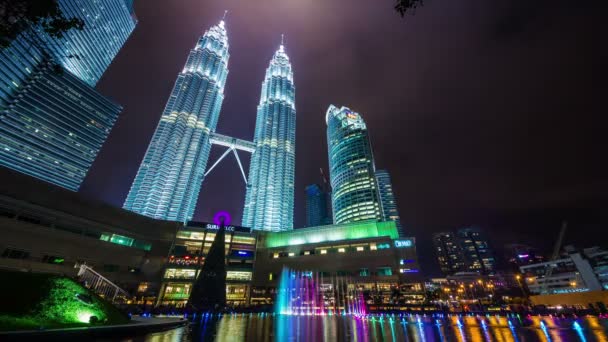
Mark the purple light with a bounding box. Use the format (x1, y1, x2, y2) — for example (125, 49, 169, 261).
(518, 254, 530, 259)
(238, 251, 248, 255)
(213, 211, 232, 226)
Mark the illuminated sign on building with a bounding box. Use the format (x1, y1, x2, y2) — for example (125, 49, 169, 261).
(394, 239, 413, 248)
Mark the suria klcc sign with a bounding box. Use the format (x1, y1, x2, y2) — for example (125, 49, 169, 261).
(394, 239, 414, 248)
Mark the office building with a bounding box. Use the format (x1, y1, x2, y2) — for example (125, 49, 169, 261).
(375, 170, 405, 237)
(305, 184, 332, 227)
(326, 105, 382, 224)
(0, 0, 136, 190)
(243, 41, 296, 231)
(0, 61, 122, 190)
(124, 20, 229, 222)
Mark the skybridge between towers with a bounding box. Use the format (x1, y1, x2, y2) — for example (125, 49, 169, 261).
(205, 132, 256, 185)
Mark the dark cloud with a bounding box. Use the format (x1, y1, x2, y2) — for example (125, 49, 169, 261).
(80, 0, 608, 273)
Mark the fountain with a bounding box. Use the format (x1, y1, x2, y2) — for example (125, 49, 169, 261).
(275, 267, 367, 316)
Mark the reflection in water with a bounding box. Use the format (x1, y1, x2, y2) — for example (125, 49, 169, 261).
(128, 314, 608, 342)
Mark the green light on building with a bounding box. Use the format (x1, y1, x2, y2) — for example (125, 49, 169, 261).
(99, 233, 151, 251)
(263, 220, 398, 248)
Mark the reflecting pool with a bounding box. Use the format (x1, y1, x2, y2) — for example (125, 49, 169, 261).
(124, 314, 608, 341)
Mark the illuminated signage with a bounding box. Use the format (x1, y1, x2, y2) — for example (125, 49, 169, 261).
(394, 239, 413, 248)
(205, 223, 236, 232)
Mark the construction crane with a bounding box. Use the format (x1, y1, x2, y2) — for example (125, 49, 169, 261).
(540, 221, 568, 294)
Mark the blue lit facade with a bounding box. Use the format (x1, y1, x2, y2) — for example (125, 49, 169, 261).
(0, 0, 136, 103)
(38, 0, 137, 86)
(375, 170, 405, 237)
(124, 21, 229, 222)
(243, 44, 296, 231)
(305, 184, 332, 227)
(326, 105, 382, 224)
(0, 0, 135, 190)
(0, 61, 122, 190)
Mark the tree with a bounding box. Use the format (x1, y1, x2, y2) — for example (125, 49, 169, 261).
(0, 0, 84, 48)
(395, 0, 424, 17)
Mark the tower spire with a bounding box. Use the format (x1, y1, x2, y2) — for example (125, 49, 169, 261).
(223, 10, 228, 20)
(281, 33, 284, 46)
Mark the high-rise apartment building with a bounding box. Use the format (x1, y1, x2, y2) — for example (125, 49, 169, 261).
(457, 227, 496, 274)
(433, 232, 466, 275)
(242, 42, 296, 231)
(375, 170, 405, 237)
(124, 21, 229, 222)
(305, 184, 332, 227)
(433, 227, 497, 275)
(0, 0, 136, 190)
(326, 105, 382, 224)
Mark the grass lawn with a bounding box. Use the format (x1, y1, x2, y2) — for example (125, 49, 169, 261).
(0, 270, 129, 331)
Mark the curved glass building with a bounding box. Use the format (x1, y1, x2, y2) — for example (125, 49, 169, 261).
(243, 43, 296, 231)
(124, 21, 229, 222)
(326, 105, 382, 224)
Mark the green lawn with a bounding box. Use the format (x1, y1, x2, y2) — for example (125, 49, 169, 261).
(0, 270, 129, 331)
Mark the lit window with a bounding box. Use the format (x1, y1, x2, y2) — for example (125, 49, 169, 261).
(356, 246, 364, 252)
(338, 248, 346, 253)
(288, 252, 295, 257)
(320, 250, 327, 255)
(370, 244, 377, 251)
(273, 253, 279, 259)
(304, 251, 311, 255)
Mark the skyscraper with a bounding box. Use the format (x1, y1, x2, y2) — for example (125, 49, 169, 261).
(124, 21, 229, 222)
(0, 61, 122, 191)
(375, 170, 405, 237)
(305, 184, 332, 227)
(242, 41, 296, 231)
(0, 0, 136, 190)
(326, 105, 382, 224)
(38, 0, 138, 86)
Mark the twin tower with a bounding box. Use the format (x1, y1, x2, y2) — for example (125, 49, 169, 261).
(123, 20, 296, 231)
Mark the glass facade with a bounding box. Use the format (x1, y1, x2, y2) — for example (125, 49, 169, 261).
(0, 62, 122, 190)
(123, 21, 229, 222)
(0, 0, 135, 190)
(159, 222, 257, 307)
(305, 184, 332, 227)
(38, 0, 137, 86)
(326, 105, 382, 224)
(242, 43, 296, 231)
(375, 170, 405, 237)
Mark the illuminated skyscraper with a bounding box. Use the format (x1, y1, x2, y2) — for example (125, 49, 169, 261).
(375, 170, 405, 237)
(0, 0, 136, 190)
(326, 105, 382, 224)
(124, 21, 229, 221)
(243, 41, 296, 231)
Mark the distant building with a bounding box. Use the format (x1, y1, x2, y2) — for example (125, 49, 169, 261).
(520, 247, 604, 295)
(326, 105, 382, 224)
(457, 227, 497, 275)
(433, 227, 496, 276)
(375, 170, 405, 237)
(433, 232, 466, 275)
(305, 184, 332, 227)
(504, 243, 545, 269)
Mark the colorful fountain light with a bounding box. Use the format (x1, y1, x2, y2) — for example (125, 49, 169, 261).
(275, 267, 367, 317)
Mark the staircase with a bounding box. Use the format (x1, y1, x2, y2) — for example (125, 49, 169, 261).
(75, 263, 132, 304)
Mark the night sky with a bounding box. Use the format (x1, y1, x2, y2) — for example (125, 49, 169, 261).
(79, 0, 608, 274)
